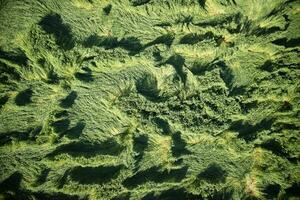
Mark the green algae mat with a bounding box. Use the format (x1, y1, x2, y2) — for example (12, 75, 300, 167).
(0, 0, 300, 199)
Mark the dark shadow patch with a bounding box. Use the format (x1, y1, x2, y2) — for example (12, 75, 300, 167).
(82, 56, 97, 62)
(273, 121, 299, 132)
(37, 58, 59, 84)
(0, 192, 26, 200)
(82, 66, 92, 72)
(123, 166, 188, 188)
(171, 131, 191, 157)
(111, 192, 130, 200)
(34, 168, 51, 186)
(15, 88, 33, 106)
(190, 60, 215, 75)
(152, 51, 163, 61)
(162, 189, 202, 200)
(47, 139, 124, 158)
(165, 54, 187, 85)
(208, 188, 233, 200)
(30, 126, 42, 139)
(218, 61, 235, 91)
(39, 13, 75, 50)
(56, 169, 69, 189)
(229, 86, 247, 96)
(0, 172, 35, 200)
(130, 0, 151, 6)
(142, 188, 202, 200)
(205, 100, 219, 113)
(277, 69, 290, 78)
(159, 188, 203, 200)
(69, 165, 122, 184)
(260, 60, 274, 72)
(4, 190, 84, 200)
(75, 71, 94, 82)
(133, 135, 148, 168)
(142, 192, 156, 200)
(263, 184, 280, 199)
(84, 35, 115, 49)
(55, 110, 69, 118)
(260, 139, 286, 157)
(252, 24, 283, 36)
(0, 173, 84, 200)
(285, 183, 300, 198)
(83, 34, 143, 54)
(145, 33, 175, 48)
(83, 34, 118, 48)
(239, 101, 258, 114)
(198, 163, 227, 183)
(47, 69, 60, 84)
(175, 15, 194, 26)
(196, 13, 242, 29)
(0, 172, 22, 192)
(174, 158, 184, 165)
(140, 109, 151, 118)
(229, 118, 275, 142)
(167, 100, 185, 111)
(136, 73, 159, 98)
(226, 13, 252, 34)
(0, 62, 21, 83)
(0, 48, 28, 67)
(0, 126, 41, 146)
(60, 91, 78, 108)
(64, 121, 86, 139)
(272, 37, 300, 48)
(215, 35, 232, 47)
(278, 101, 293, 112)
(197, 0, 206, 8)
(51, 119, 71, 135)
(267, 3, 293, 19)
(32, 191, 85, 200)
(103, 4, 112, 15)
(119, 37, 143, 55)
(155, 22, 172, 27)
(153, 117, 171, 134)
(180, 32, 216, 45)
(180, 33, 203, 45)
(0, 95, 9, 109)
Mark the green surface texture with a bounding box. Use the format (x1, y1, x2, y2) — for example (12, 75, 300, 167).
(0, 0, 300, 199)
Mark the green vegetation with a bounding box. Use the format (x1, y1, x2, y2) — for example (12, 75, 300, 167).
(0, 0, 299, 199)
